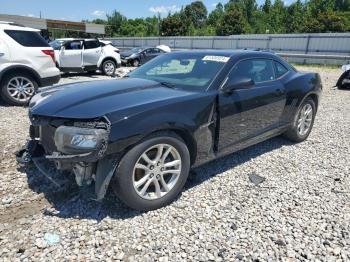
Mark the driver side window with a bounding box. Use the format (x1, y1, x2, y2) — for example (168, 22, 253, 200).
(65, 41, 82, 50)
(229, 59, 275, 84)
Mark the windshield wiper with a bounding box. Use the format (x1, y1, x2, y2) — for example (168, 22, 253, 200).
(159, 81, 176, 89)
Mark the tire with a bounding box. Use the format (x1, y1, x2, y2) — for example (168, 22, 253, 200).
(111, 133, 190, 211)
(283, 98, 316, 142)
(102, 60, 116, 76)
(0, 72, 38, 106)
(132, 59, 140, 67)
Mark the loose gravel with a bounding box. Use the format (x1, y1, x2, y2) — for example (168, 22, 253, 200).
(0, 67, 349, 261)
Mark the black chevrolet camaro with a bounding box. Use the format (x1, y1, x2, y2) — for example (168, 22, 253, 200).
(19, 50, 322, 211)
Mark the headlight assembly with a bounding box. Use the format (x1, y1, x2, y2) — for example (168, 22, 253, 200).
(54, 126, 108, 155)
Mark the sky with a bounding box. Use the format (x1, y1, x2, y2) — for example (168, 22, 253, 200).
(0, 0, 295, 22)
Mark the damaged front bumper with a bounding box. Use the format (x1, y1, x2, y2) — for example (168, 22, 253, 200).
(17, 118, 120, 201)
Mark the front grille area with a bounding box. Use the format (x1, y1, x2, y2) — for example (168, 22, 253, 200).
(40, 125, 58, 154)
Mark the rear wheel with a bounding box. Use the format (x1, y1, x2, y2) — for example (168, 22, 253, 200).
(111, 133, 190, 211)
(0, 73, 37, 106)
(284, 98, 316, 142)
(102, 60, 116, 76)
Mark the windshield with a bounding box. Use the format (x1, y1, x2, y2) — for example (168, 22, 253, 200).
(128, 53, 230, 91)
(49, 40, 64, 50)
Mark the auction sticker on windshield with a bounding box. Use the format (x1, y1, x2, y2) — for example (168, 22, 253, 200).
(202, 56, 230, 63)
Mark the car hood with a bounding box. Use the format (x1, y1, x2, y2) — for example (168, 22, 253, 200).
(29, 78, 192, 120)
(120, 51, 135, 57)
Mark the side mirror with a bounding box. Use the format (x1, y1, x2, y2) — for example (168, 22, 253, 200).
(60, 45, 65, 51)
(223, 78, 255, 93)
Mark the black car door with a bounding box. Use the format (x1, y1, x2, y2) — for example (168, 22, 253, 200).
(218, 58, 287, 152)
(142, 48, 160, 63)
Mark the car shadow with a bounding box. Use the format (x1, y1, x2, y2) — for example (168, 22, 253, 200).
(20, 136, 292, 222)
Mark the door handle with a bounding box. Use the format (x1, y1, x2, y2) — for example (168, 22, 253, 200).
(0, 53, 4, 57)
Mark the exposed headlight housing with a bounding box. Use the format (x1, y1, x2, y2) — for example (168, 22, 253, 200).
(54, 126, 108, 155)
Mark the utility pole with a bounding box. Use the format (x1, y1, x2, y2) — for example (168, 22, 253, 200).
(157, 12, 161, 37)
(39, 11, 42, 19)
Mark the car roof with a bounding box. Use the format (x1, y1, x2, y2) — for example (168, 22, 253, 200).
(172, 49, 277, 59)
(0, 22, 40, 32)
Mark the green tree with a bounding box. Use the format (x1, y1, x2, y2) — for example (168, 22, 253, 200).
(207, 3, 224, 27)
(267, 0, 286, 33)
(217, 3, 248, 35)
(335, 0, 350, 10)
(160, 13, 188, 36)
(106, 10, 126, 36)
(285, 0, 305, 33)
(304, 9, 347, 32)
(183, 1, 208, 28)
(243, 0, 258, 24)
(262, 0, 272, 14)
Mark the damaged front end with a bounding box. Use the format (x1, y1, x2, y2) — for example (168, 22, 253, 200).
(17, 115, 118, 201)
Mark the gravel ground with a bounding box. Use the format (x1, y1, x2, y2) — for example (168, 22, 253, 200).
(0, 67, 349, 261)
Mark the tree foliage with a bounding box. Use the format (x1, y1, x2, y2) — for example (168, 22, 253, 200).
(87, 0, 350, 37)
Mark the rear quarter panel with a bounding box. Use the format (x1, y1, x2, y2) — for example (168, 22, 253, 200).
(281, 71, 322, 124)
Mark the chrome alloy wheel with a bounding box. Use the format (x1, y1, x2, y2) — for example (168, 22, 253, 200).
(6, 77, 35, 102)
(297, 103, 313, 136)
(104, 62, 115, 75)
(133, 144, 182, 200)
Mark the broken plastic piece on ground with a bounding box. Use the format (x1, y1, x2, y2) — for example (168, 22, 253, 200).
(44, 233, 60, 245)
(16, 148, 32, 164)
(248, 173, 266, 186)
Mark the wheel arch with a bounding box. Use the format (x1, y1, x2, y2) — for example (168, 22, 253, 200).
(120, 128, 197, 166)
(159, 128, 197, 166)
(307, 93, 319, 112)
(0, 65, 42, 86)
(95, 127, 197, 201)
(99, 57, 118, 69)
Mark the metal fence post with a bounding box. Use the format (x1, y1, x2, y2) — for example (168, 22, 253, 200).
(267, 36, 271, 50)
(304, 34, 311, 64)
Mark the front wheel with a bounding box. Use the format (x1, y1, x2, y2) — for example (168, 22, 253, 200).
(132, 59, 140, 67)
(284, 98, 316, 142)
(111, 133, 190, 211)
(0, 73, 38, 106)
(102, 60, 116, 76)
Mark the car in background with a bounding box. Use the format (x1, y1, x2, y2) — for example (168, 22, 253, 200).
(99, 40, 120, 53)
(20, 50, 322, 211)
(120, 46, 168, 67)
(0, 22, 60, 106)
(50, 39, 121, 76)
(336, 63, 350, 89)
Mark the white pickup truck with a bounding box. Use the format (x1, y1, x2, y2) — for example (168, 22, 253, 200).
(50, 39, 121, 76)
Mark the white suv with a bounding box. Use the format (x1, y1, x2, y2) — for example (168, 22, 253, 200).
(50, 39, 121, 76)
(0, 22, 60, 106)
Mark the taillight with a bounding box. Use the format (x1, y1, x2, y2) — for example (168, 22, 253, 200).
(42, 50, 56, 64)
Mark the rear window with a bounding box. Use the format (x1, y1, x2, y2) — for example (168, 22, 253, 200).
(274, 61, 289, 78)
(4, 30, 49, 47)
(84, 40, 100, 49)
